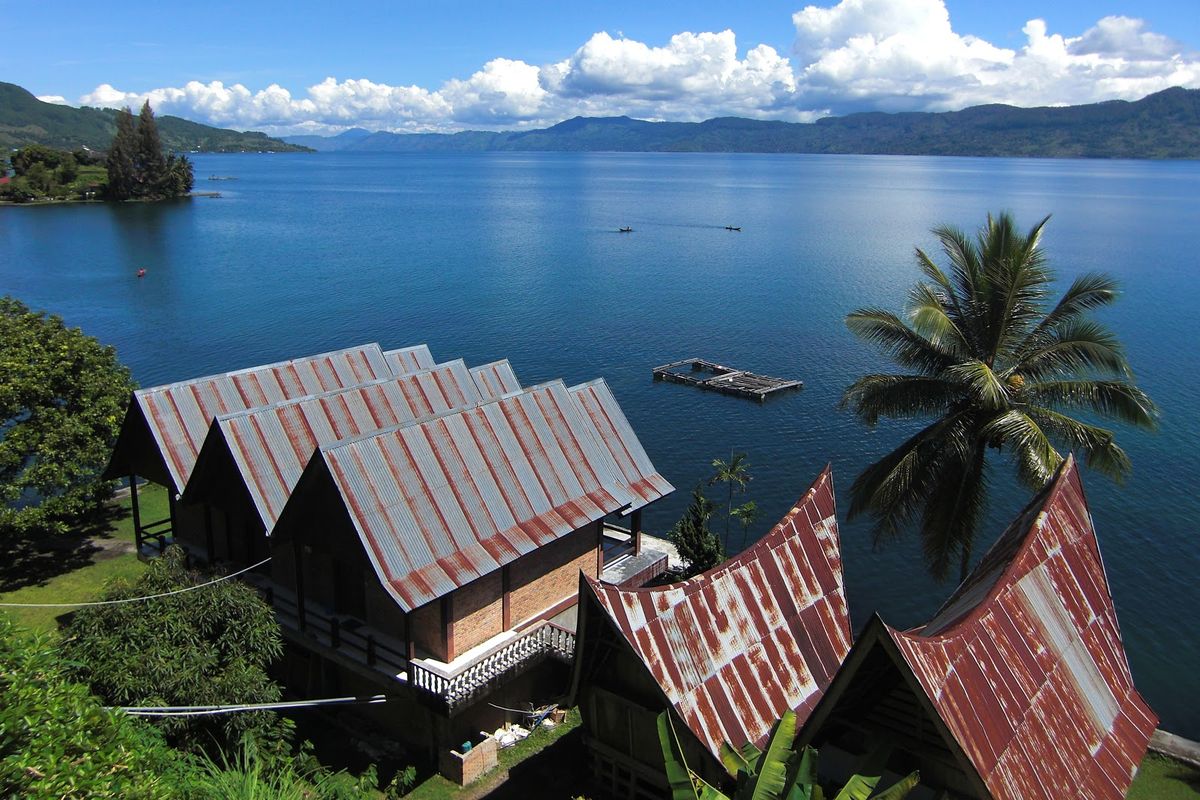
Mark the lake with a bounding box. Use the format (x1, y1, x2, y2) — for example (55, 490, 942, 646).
(1, 151, 1197, 736)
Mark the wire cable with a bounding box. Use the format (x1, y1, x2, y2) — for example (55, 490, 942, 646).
(109, 694, 389, 717)
(0, 557, 272, 608)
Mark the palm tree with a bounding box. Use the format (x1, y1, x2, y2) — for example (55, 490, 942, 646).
(842, 212, 1156, 582)
(710, 452, 751, 552)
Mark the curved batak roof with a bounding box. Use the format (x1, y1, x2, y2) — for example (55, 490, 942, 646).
(569, 379, 674, 513)
(383, 344, 436, 373)
(471, 359, 522, 400)
(311, 381, 637, 612)
(885, 456, 1157, 800)
(583, 466, 851, 759)
(188, 360, 489, 533)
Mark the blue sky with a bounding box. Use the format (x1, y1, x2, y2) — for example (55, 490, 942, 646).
(3, 0, 1197, 134)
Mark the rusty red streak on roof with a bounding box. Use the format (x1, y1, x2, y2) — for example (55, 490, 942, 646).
(317, 381, 636, 612)
(886, 456, 1157, 800)
(583, 466, 850, 760)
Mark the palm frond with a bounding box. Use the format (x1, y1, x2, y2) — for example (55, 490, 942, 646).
(918, 428, 988, 581)
(845, 309, 955, 374)
(980, 213, 1054, 363)
(979, 410, 1062, 490)
(907, 282, 969, 353)
(1026, 407, 1133, 482)
(1015, 319, 1131, 379)
(749, 710, 798, 800)
(840, 374, 965, 424)
(1025, 380, 1158, 429)
(943, 360, 1007, 410)
(1013, 272, 1121, 359)
(929, 224, 982, 307)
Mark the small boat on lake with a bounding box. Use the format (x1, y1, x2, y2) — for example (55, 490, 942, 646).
(725, 225, 742, 231)
(618, 226, 633, 233)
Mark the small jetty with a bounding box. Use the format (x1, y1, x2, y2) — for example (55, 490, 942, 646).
(652, 358, 802, 401)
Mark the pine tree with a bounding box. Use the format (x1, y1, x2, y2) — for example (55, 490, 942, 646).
(105, 107, 136, 200)
(668, 485, 724, 578)
(134, 100, 166, 197)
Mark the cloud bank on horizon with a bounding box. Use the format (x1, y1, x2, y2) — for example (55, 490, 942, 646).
(52, 0, 1200, 134)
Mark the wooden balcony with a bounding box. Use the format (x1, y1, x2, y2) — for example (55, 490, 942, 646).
(409, 620, 576, 712)
(247, 576, 576, 713)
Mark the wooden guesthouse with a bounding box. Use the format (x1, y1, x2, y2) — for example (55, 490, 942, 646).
(104, 344, 675, 756)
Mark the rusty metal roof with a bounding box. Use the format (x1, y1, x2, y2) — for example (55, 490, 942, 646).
(582, 466, 851, 760)
(569, 379, 674, 513)
(470, 359, 522, 400)
(118, 344, 397, 493)
(189, 360, 487, 533)
(311, 380, 638, 612)
(885, 456, 1157, 800)
(383, 344, 436, 373)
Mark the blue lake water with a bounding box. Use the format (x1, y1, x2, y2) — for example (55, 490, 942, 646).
(2, 152, 1197, 736)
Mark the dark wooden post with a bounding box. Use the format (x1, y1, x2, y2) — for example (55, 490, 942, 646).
(203, 505, 215, 564)
(129, 475, 142, 551)
(631, 509, 643, 556)
(502, 565, 511, 630)
(293, 537, 307, 631)
(596, 520, 604, 575)
(442, 593, 454, 661)
(167, 490, 178, 550)
(330, 617, 340, 648)
(404, 612, 415, 661)
(224, 510, 234, 562)
(367, 634, 377, 666)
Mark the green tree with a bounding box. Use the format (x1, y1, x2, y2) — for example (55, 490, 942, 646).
(709, 452, 751, 553)
(0, 297, 135, 537)
(842, 212, 1157, 581)
(62, 546, 291, 756)
(731, 500, 759, 552)
(161, 151, 195, 197)
(0, 616, 191, 799)
(135, 100, 167, 195)
(10, 145, 65, 176)
(57, 152, 78, 184)
(105, 106, 136, 200)
(668, 485, 724, 578)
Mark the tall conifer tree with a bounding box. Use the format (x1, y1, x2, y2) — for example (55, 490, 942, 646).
(105, 107, 136, 200)
(134, 100, 166, 196)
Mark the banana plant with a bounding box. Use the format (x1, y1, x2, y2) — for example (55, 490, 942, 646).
(656, 711, 919, 800)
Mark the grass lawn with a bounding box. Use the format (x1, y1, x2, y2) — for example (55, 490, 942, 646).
(0, 483, 165, 632)
(1129, 752, 1200, 799)
(404, 709, 584, 800)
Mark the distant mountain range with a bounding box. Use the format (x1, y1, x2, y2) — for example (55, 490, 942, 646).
(0, 82, 311, 153)
(284, 88, 1200, 159)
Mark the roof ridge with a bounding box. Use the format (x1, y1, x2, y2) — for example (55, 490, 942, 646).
(134, 343, 384, 396)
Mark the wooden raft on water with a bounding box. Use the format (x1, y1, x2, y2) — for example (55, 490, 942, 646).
(652, 358, 803, 401)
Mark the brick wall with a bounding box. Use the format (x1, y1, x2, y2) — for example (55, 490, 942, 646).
(450, 571, 504, 657)
(410, 599, 446, 661)
(508, 522, 601, 626)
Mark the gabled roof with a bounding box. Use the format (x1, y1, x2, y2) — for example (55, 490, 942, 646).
(301, 380, 638, 612)
(805, 457, 1156, 800)
(383, 344, 436, 373)
(107, 344, 397, 492)
(470, 359, 522, 400)
(569, 379, 675, 513)
(185, 360, 487, 533)
(582, 467, 851, 760)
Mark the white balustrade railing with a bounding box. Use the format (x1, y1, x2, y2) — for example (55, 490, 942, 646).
(410, 620, 576, 708)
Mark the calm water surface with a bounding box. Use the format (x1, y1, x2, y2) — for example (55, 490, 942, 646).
(2, 152, 1197, 736)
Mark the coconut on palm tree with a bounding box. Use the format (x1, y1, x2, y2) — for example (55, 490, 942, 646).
(842, 212, 1156, 582)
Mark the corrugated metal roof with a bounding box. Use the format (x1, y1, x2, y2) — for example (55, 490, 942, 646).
(194, 360, 486, 533)
(886, 456, 1157, 800)
(582, 466, 851, 760)
(569, 378, 674, 512)
(314, 380, 638, 612)
(470, 359, 522, 400)
(383, 344, 436, 373)
(128, 344, 395, 493)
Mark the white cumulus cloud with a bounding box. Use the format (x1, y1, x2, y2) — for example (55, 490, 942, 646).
(68, 1, 1200, 134)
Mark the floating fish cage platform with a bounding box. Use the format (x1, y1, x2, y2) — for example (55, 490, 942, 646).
(652, 358, 803, 401)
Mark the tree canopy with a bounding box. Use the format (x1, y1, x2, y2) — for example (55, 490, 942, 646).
(105, 101, 193, 201)
(0, 297, 134, 537)
(668, 485, 724, 578)
(842, 212, 1157, 581)
(62, 546, 290, 755)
